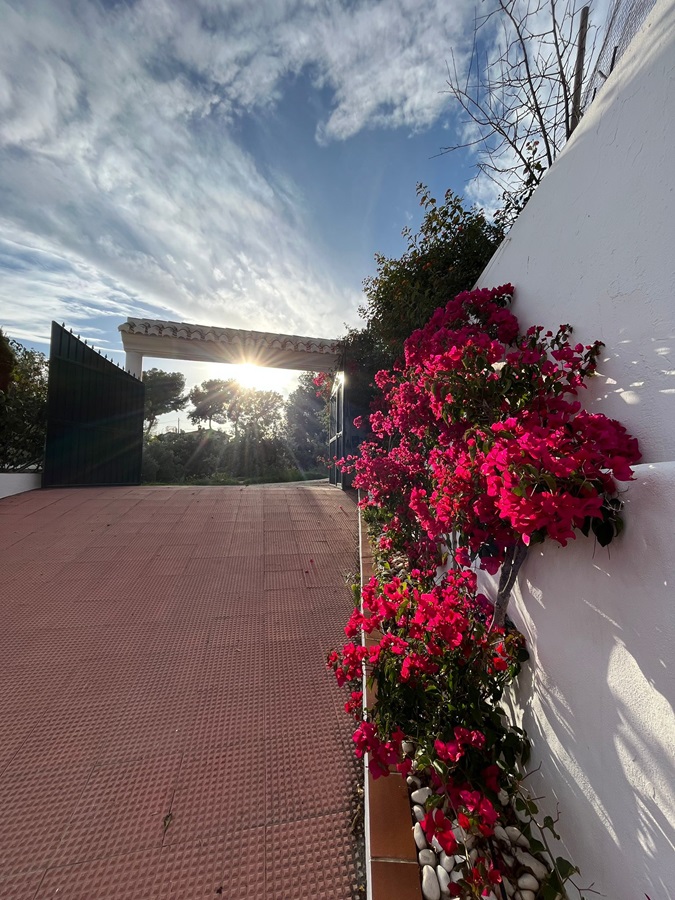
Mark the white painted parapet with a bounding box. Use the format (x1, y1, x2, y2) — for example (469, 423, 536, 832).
(480, 0, 675, 465)
(480, 463, 675, 900)
(0, 472, 41, 498)
(474, 2, 675, 896)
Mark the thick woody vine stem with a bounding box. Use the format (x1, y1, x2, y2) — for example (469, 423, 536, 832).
(493, 541, 529, 628)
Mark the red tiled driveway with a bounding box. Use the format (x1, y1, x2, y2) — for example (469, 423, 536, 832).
(0, 483, 361, 899)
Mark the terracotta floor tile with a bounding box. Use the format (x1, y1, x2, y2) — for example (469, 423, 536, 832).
(0, 869, 46, 900)
(0, 764, 94, 877)
(155, 827, 266, 898)
(0, 485, 360, 898)
(36, 847, 160, 899)
(53, 752, 182, 866)
(265, 813, 360, 900)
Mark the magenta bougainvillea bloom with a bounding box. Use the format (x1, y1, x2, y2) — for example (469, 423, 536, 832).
(328, 285, 639, 898)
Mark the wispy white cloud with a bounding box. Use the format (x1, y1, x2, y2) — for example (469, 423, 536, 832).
(0, 0, 481, 349)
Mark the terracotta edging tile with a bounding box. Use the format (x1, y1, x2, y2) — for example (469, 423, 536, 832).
(358, 501, 422, 900)
(371, 860, 424, 900)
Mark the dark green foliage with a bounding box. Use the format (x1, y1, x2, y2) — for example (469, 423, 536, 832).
(187, 379, 235, 430)
(187, 379, 284, 440)
(142, 376, 329, 485)
(0, 328, 15, 393)
(143, 368, 188, 434)
(142, 428, 323, 485)
(285, 372, 328, 472)
(360, 183, 503, 360)
(0, 333, 48, 471)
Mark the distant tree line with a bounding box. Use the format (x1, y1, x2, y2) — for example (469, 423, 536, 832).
(141, 371, 327, 485)
(0, 329, 48, 471)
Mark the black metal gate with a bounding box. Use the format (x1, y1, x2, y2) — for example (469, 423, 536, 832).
(43, 322, 144, 487)
(328, 359, 368, 490)
(328, 373, 344, 487)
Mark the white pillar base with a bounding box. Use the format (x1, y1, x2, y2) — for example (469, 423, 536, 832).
(125, 351, 143, 379)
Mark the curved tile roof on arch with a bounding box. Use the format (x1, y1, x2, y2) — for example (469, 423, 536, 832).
(118, 318, 344, 372)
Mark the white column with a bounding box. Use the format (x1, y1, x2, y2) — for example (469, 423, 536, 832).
(125, 351, 143, 379)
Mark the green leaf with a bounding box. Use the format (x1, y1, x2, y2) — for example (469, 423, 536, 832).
(555, 857, 580, 880)
(543, 815, 560, 840)
(541, 880, 563, 900)
(591, 516, 615, 547)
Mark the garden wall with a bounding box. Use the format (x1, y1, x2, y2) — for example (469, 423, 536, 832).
(476, 1, 675, 896)
(0, 472, 41, 498)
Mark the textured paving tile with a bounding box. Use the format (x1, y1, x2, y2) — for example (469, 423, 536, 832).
(0, 764, 94, 877)
(36, 848, 160, 899)
(0, 869, 46, 900)
(0, 483, 360, 898)
(53, 752, 182, 865)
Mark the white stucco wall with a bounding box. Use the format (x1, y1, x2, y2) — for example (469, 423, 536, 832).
(480, 0, 675, 465)
(475, 2, 675, 897)
(0, 472, 41, 498)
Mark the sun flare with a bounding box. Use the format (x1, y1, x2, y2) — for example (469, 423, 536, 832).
(219, 363, 298, 394)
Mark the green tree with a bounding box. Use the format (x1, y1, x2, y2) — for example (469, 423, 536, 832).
(0, 333, 49, 471)
(235, 388, 284, 441)
(187, 378, 237, 430)
(360, 184, 503, 359)
(142, 368, 188, 434)
(0, 328, 15, 393)
(285, 372, 328, 471)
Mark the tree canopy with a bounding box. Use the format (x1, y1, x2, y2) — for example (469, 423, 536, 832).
(285, 372, 328, 471)
(0, 332, 49, 471)
(142, 368, 188, 434)
(187, 378, 237, 430)
(188, 378, 284, 439)
(360, 184, 503, 360)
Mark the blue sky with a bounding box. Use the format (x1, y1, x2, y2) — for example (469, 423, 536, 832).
(0, 0, 605, 408)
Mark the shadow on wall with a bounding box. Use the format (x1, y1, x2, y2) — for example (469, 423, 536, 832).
(479, 0, 675, 465)
(494, 464, 675, 900)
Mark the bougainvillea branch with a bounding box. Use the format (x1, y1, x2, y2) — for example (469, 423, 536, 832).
(330, 285, 640, 897)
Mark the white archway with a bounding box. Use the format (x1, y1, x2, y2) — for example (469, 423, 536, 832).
(118, 318, 343, 379)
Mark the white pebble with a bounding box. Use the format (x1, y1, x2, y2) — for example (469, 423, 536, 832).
(402, 741, 415, 755)
(436, 865, 451, 896)
(419, 849, 437, 866)
(438, 851, 454, 872)
(421, 865, 441, 900)
(498, 788, 510, 805)
(411, 787, 432, 804)
(502, 852, 515, 867)
(502, 879, 515, 898)
(516, 892, 536, 900)
(517, 874, 539, 892)
(505, 825, 529, 848)
(515, 850, 548, 881)
(413, 822, 427, 849)
(468, 848, 478, 865)
(493, 825, 510, 844)
(407, 775, 422, 790)
(431, 836, 443, 853)
(450, 869, 463, 883)
(413, 804, 425, 822)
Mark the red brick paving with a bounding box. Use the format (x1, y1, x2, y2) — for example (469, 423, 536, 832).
(0, 483, 361, 899)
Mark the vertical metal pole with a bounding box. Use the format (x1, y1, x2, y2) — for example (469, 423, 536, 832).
(570, 5, 590, 134)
